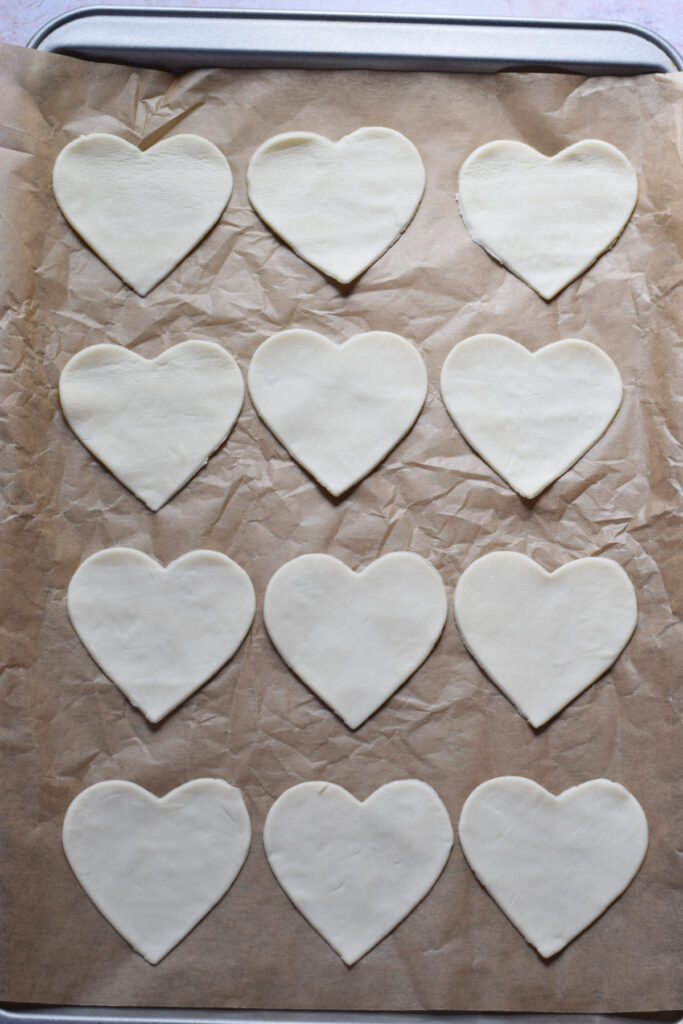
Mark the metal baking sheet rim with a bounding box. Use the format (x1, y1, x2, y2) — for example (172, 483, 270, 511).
(27, 6, 683, 74)
(8, 7, 683, 1024)
(1, 1011, 682, 1023)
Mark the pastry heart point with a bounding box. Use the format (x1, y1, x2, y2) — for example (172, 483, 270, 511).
(247, 127, 425, 283)
(264, 780, 453, 964)
(440, 335, 623, 499)
(60, 341, 244, 510)
(454, 552, 637, 727)
(249, 329, 427, 496)
(53, 133, 233, 295)
(63, 780, 251, 963)
(458, 777, 648, 957)
(457, 140, 638, 299)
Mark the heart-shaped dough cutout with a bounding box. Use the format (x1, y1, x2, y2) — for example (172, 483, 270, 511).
(68, 548, 255, 723)
(457, 140, 637, 299)
(459, 777, 648, 957)
(63, 779, 251, 964)
(60, 341, 244, 510)
(247, 127, 425, 283)
(264, 780, 453, 964)
(440, 335, 622, 499)
(53, 133, 233, 295)
(455, 552, 637, 727)
(264, 552, 447, 728)
(249, 330, 427, 496)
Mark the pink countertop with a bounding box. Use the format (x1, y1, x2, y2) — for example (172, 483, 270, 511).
(4, 0, 682, 59)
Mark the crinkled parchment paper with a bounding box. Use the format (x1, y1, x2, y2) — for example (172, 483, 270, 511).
(0, 40, 681, 1012)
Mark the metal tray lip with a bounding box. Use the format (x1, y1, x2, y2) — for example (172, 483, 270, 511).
(27, 5, 683, 72)
(2, 1010, 681, 1022)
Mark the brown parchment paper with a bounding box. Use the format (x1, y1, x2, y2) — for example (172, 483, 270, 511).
(0, 39, 681, 1012)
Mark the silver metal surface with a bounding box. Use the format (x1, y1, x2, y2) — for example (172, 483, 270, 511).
(1, 1012, 681, 1024)
(28, 7, 683, 74)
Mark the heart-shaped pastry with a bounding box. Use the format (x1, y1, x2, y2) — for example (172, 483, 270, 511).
(247, 127, 425, 283)
(63, 779, 251, 964)
(60, 341, 244, 510)
(440, 335, 622, 499)
(458, 777, 648, 957)
(454, 552, 637, 727)
(68, 548, 256, 723)
(457, 139, 638, 299)
(248, 329, 427, 496)
(264, 552, 447, 728)
(264, 780, 453, 964)
(53, 133, 233, 295)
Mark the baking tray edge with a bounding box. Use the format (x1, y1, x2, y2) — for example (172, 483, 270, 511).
(27, 7, 683, 74)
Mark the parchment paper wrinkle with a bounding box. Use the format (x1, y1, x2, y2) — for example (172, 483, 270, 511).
(0, 40, 681, 1011)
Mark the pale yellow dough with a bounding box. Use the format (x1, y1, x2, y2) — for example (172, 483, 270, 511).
(53, 133, 233, 295)
(457, 140, 637, 299)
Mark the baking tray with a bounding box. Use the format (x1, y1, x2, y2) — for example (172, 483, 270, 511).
(2, 1012, 681, 1024)
(28, 7, 683, 75)
(8, 7, 682, 1024)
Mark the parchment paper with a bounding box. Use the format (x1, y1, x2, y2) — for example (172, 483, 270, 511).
(0, 40, 681, 1012)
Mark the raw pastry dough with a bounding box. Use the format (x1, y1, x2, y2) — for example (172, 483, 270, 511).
(440, 335, 622, 499)
(68, 548, 255, 723)
(60, 341, 244, 510)
(63, 779, 251, 964)
(53, 133, 233, 295)
(458, 776, 648, 957)
(248, 329, 427, 496)
(457, 140, 637, 299)
(454, 552, 637, 727)
(264, 552, 447, 728)
(247, 127, 425, 283)
(264, 780, 453, 964)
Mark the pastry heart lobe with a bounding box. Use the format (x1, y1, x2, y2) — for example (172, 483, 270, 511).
(68, 548, 256, 723)
(458, 777, 648, 957)
(63, 779, 251, 964)
(247, 127, 425, 283)
(248, 329, 427, 496)
(60, 341, 244, 510)
(440, 335, 623, 499)
(454, 552, 637, 727)
(457, 139, 637, 299)
(53, 133, 233, 295)
(264, 552, 447, 728)
(264, 780, 453, 964)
